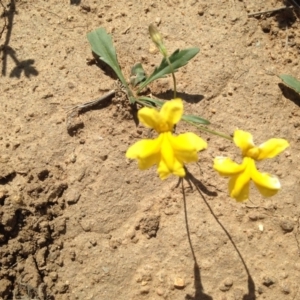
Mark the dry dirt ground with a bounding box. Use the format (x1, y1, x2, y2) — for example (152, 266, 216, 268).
(1, 0, 300, 299)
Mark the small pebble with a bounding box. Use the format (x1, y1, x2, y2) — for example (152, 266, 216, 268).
(280, 219, 294, 233)
(174, 277, 185, 289)
(262, 276, 276, 287)
(261, 20, 271, 33)
(80, 4, 91, 12)
(49, 271, 58, 281)
(224, 278, 233, 287)
(89, 239, 97, 246)
(281, 284, 290, 294)
(155, 17, 161, 25)
(140, 287, 149, 294)
(156, 288, 164, 296)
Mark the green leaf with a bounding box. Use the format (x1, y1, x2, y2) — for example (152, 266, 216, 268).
(138, 96, 164, 107)
(87, 28, 129, 94)
(138, 48, 200, 91)
(130, 63, 147, 87)
(279, 74, 300, 94)
(181, 114, 210, 125)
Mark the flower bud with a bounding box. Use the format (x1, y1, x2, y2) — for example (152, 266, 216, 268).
(148, 24, 167, 57)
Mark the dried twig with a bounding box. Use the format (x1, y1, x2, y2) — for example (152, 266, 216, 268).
(248, 6, 292, 17)
(67, 89, 115, 115)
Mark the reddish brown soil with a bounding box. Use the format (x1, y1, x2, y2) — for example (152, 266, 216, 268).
(1, 0, 300, 299)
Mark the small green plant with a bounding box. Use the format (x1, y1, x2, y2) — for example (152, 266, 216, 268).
(87, 25, 289, 202)
(87, 26, 210, 128)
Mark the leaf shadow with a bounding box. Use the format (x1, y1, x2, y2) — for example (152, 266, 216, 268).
(278, 83, 300, 106)
(155, 90, 205, 104)
(274, 4, 299, 29)
(88, 52, 118, 81)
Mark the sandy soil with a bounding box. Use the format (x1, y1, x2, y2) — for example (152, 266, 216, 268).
(1, 0, 300, 299)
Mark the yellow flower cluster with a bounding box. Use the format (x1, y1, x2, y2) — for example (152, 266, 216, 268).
(126, 99, 207, 179)
(126, 99, 289, 201)
(213, 130, 289, 202)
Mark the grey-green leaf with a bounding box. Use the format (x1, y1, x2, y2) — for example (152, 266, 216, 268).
(181, 114, 210, 125)
(130, 63, 147, 87)
(138, 96, 164, 107)
(279, 74, 300, 94)
(138, 48, 199, 91)
(87, 28, 127, 87)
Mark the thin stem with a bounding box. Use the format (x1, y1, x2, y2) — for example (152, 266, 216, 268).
(184, 120, 232, 141)
(165, 56, 177, 98)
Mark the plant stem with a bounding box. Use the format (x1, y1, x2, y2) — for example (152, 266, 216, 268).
(185, 120, 232, 141)
(165, 56, 177, 98)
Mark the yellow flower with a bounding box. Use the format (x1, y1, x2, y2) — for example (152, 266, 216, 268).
(126, 99, 207, 179)
(213, 130, 289, 202)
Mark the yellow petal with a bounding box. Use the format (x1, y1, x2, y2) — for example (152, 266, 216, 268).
(126, 137, 161, 170)
(233, 130, 255, 155)
(160, 133, 175, 171)
(250, 160, 281, 197)
(170, 132, 207, 163)
(160, 98, 183, 129)
(229, 174, 250, 202)
(256, 138, 290, 160)
(158, 158, 185, 179)
(157, 160, 171, 180)
(138, 107, 162, 130)
(228, 158, 252, 201)
(213, 157, 246, 176)
(157, 133, 187, 179)
(172, 162, 186, 178)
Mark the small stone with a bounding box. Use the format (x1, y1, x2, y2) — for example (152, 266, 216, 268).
(198, 5, 205, 16)
(49, 272, 58, 281)
(66, 190, 81, 205)
(56, 282, 69, 293)
(280, 219, 294, 233)
(224, 278, 233, 287)
(281, 284, 290, 294)
(89, 239, 97, 246)
(156, 288, 164, 296)
(149, 45, 158, 54)
(37, 169, 49, 181)
(248, 212, 258, 221)
(140, 287, 150, 294)
(69, 251, 76, 261)
(80, 4, 91, 12)
(100, 154, 108, 161)
(261, 20, 271, 33)
(262, 276, 276, 287)
(174, 277, 185, 289)
(220, 278, 233, 292)
(257, 286, 264, 294)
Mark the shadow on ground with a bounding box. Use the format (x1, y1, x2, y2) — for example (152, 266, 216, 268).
(278, 83, 300, 106)
(155, 90, 204, 104)
(182, 169, 256, 300)
(1, 0, 38, 78)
